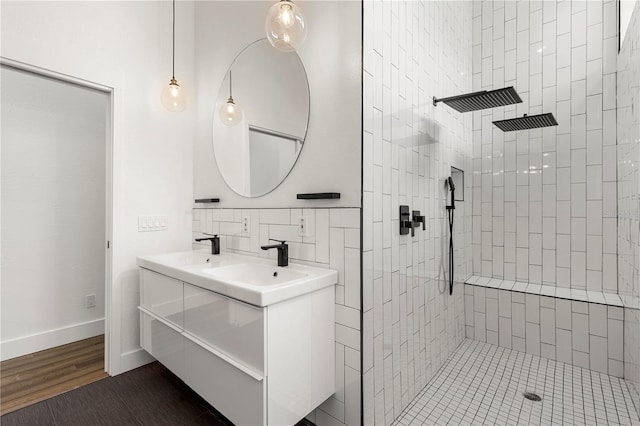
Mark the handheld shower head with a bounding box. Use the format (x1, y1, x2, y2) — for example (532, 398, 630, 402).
(446, 176, 456, 211)
(447, 176, 455, 192)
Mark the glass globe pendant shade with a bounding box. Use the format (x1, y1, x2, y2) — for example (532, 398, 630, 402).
(161, 78, 186, 112)
(265, 0, 307, 52)
(219, 96, 243, 126)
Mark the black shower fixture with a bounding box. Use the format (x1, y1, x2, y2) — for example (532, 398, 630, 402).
(492, 113, 558, 132)
(446, 177, 455, 296)
(433, 86, 522, 113)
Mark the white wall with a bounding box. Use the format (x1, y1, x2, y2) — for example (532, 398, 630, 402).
(1, 67, 107, 360)
(471, 0, 618, 291)
(1, 1, 196, 374)
(361, 1, 473, 424)
(193, 0, 362, 208)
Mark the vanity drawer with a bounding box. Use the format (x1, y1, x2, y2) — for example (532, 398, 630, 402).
(140, 309, 185, 381)
(185, 338, 265, 426)
(140, 269, 183, 328)
(183, 283, 265, 375)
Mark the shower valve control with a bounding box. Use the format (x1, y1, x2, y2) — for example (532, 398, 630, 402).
(399, 205, 413, 236)
(400, 206, 413, 235)
(412, 211, 426, 231)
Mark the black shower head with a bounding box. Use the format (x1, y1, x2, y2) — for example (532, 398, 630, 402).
(492, 113, 558, 132)
(433, 86, 522, 113)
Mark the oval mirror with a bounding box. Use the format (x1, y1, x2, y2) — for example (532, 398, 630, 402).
(212, 39, 310, 197)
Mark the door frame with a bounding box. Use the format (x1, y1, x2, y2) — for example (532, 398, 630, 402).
(0, 57, 115, 375)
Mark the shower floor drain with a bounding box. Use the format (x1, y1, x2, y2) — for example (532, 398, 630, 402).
(523, 392, 542, 402)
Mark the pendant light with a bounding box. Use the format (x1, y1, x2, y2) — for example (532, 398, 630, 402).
(161, 0, 186, 112)
(219, 71, 243, 126)
(265, 0, 307, 52)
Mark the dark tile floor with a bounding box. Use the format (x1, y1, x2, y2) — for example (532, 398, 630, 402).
(0, 361, 315, 426)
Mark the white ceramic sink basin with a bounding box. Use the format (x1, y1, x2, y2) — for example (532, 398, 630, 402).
(137, 250, 337, 306)
(202, 263, 308, 286)
(152, 250, 220, 266)
(136, 249, 223, 281)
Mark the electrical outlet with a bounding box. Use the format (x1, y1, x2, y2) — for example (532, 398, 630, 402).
(84, 294, 96, 308)
(298, 216, 308, 237)
(242, 216, 250, 235)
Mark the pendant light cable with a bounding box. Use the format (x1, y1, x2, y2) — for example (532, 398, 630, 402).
(219, 70, 242, 125)
(161, 0, 185, 111)
(172, 0, 175, 79)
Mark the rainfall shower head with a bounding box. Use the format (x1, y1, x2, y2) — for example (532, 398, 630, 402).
(492, 113, 558, 132)
(433, 86, 522, 113)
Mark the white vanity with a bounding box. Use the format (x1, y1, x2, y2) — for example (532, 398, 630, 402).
(137, 250, 337, 426)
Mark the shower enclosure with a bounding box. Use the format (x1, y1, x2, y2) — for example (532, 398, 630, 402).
(361, 0, 640, 425)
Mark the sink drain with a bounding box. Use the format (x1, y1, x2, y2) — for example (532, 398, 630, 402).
(523, 391, 542, 402)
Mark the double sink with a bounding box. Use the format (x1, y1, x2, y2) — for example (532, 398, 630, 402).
(136, 249, 337, 307)
(137, 249, 338, 425)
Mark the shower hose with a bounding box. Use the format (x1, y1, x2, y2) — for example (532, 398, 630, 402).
(448, 205, 454, 295)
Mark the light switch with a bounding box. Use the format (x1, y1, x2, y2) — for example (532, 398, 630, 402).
(138, 215, 168, 232)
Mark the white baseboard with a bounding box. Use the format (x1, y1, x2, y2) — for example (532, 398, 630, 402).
(117, 347, 155, 375)
(0, 318, 105, 361)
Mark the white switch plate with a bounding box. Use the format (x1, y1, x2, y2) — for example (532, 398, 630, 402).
(298, 216, 309, 237)
(138, 215, 168, 232)
(242, 216, 250, 235)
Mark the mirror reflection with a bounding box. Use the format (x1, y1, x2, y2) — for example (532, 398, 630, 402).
(212, 38, 309, 197)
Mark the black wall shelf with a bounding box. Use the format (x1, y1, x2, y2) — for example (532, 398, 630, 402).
(195, 198, 220, 203)
(296, 193, 341, 200)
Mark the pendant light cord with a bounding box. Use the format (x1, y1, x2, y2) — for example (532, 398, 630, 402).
(172, 0, 176, 79)
(229, 71, 233, 98)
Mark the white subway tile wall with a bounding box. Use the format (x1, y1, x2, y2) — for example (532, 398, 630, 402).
(472, 0, 617, 291)
(618, 1, 640, 417)
(362, 1, 473, 425)
(627, 308, 640, 419)
(192, 207, 361, 426)
(465, 281, 624, 378)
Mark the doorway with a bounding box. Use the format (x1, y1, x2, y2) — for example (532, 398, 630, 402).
(0, 62, 113, 411)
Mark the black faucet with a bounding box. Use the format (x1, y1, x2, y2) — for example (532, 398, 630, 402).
(195, 233, 220, 255)
(260, 239, 288, 267)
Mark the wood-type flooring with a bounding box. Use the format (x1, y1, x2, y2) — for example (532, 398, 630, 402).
(0, 335, 107, 415)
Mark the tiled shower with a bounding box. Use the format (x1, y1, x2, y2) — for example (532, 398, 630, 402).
(361, 0, 639, 425)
